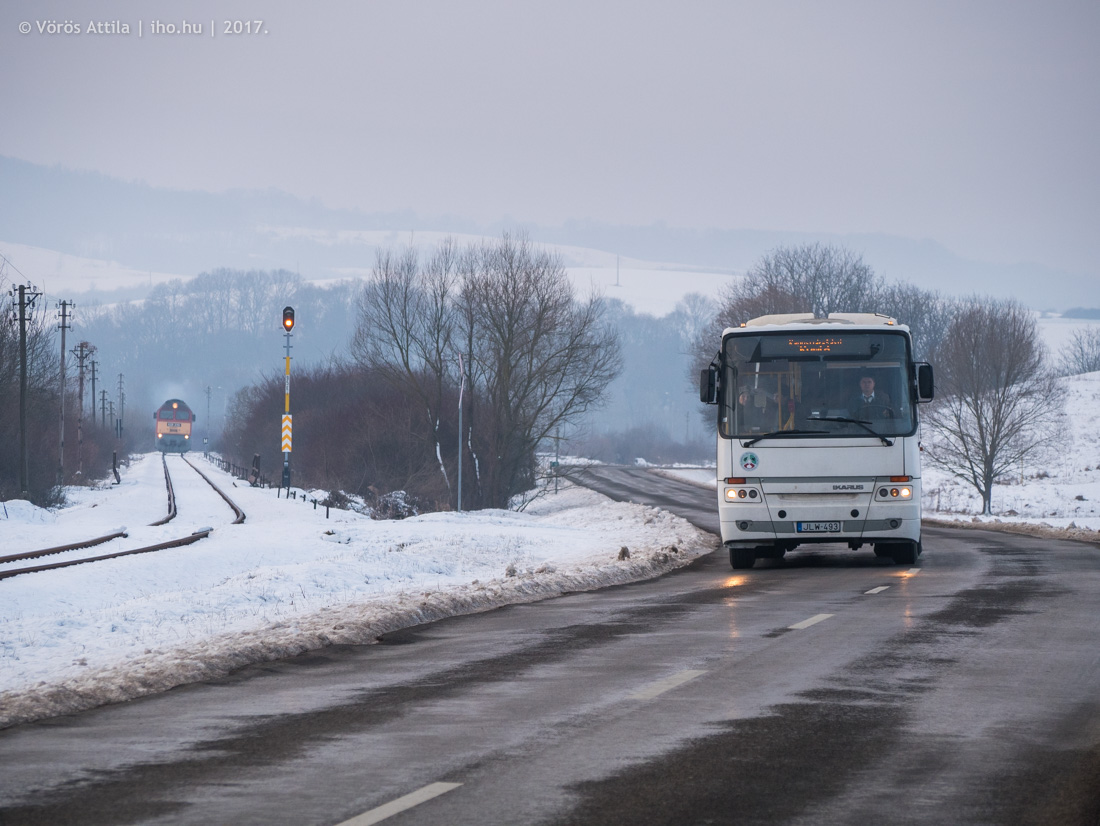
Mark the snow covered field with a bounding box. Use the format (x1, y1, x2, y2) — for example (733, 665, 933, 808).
(0, 463, 714, 728)
(920, 370, 1100, 536)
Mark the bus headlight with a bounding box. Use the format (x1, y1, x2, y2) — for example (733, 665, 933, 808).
(725, 488, 759, 502)
(877, 484, 913, 500)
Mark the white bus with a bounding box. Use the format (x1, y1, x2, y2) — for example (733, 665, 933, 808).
(700, 313, 934, 569)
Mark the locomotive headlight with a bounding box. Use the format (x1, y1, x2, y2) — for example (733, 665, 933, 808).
(900, 487, 911, 498)
(725, 489, 738, 501)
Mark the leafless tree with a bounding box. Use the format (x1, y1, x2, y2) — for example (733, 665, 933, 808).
(668, 292, 714, 351)
(351, 241, 460, 495)
(463, 234, 621, 507)
(691, 243, 883, 380)
(924, 297, 1062, 515)
(692, 244, 956, 378)
(350, 233, 621, 510)
(876, 282, 956, 361)
(1056, 326, 1100, 376)
(725, 243, 881, 320)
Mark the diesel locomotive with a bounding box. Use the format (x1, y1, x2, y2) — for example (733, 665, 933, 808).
(154, 399, 195, 453)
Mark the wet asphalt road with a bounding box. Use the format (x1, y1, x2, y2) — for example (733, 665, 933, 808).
(1, 467, 1099, 825)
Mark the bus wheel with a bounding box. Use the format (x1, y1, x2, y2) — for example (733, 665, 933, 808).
(729, 547, 756, 569)
(890, 541, 920, 565)
(758, 545, 786, 560)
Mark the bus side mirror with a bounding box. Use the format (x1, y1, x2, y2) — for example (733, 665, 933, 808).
(916, 363, 934, 402)
(700, 366, 719, 405)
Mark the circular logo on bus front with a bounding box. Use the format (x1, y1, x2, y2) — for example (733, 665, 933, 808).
(740, 452, 759, 471)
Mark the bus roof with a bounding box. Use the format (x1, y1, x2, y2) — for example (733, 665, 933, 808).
(723, 312, 908, 336)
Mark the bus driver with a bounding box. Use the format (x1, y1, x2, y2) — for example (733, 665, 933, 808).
(848, 375, 893, 420)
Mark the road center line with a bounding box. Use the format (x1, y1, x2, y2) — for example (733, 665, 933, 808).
(630, 669, 707, 701)
(336, 782, 463, 826)
(865, 586, 890, 595)
(789, 613, 834, 630)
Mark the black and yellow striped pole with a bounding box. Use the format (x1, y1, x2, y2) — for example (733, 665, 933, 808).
(281, 306, 294, 491)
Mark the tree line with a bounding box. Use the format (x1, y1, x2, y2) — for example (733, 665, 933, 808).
(6, 238, 1098, 516)
(224, 234, 620, 511)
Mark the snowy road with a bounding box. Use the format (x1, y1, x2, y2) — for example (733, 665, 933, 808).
(1, 468, 1099, 824)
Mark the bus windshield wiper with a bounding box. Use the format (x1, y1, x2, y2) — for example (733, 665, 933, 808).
(742, 429, 828, 447)
(806, 416, 894, 446)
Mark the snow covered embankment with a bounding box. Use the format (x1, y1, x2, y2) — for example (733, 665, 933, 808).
(0, 481, 716, 729)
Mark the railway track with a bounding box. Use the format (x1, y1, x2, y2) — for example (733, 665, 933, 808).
(0, 455, 245, 581)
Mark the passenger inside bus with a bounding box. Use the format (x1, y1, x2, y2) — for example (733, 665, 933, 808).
(737, 386, 778, 431)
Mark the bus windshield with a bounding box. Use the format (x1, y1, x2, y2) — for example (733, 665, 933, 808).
(720, 330, 916, 440)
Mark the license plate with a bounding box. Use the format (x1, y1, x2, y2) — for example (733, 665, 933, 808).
(797, 521, 841, 533)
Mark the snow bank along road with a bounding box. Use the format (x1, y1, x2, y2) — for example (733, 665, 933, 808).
(0, 454, 711, 722)
(2, 467, 1100, 825)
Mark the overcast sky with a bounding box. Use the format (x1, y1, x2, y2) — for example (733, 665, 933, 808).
(2, 0, 1098, 277)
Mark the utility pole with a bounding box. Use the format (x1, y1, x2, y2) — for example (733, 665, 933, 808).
(71, 341, 94, 477)
(117, 373, 125, 439)
(457, 353, 466, 512)
(57, 300, 72, 484)
(205, 385, 212, 457)
(90, 359, 98, 428)
(554, 426, 561, 494)
(100, 388, 108, 432)
(12, 283, 42, 497)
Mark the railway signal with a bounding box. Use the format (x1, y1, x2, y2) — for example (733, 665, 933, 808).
(281, 306, 294, 491)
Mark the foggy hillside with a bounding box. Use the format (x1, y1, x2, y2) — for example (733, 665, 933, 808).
(3, 155, 1092, 311)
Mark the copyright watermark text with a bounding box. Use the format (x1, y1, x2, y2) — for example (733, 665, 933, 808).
(17, 19, 270, 38)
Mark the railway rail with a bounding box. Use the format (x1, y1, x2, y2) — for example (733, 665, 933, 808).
(0, 456, 244, 581)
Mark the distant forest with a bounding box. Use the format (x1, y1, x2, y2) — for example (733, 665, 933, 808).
(1062, 307, 1100, 319)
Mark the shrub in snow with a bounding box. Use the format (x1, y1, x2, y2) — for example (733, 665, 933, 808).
(372, 490, 421, 520)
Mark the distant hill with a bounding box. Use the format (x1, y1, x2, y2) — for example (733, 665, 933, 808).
(1, 155, 1094, 311)
(1062, 307, 1100, 319)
